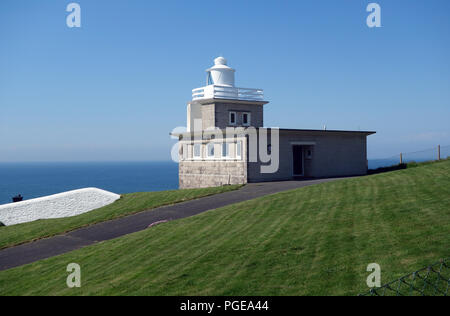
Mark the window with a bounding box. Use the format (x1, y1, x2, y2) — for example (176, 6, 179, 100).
(207, 143, 215, 158)
(222, 142, 230, 158)
(194, 143, 201, 158)
(229, 111, 236, 125)
(242, 112, 251, 126)
(236, 141, 242, 159)
(207, 71, 213, 85)
(181, 144, 187, 160)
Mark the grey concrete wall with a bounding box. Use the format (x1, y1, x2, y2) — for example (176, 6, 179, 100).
(248, 130, 368, 182)
(194, 101, 264, 130)
(214, 102, 263, 129)
(201, 103, 216, 130)
(187, 102, 202, 131)
(178, 136, 248, 189)
(179, 161, 247, 189)
(181, 98, 371, 187)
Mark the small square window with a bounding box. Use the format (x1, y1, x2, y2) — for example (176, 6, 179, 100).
(242, 112, 251, 126)
(229, 112, 236, 125)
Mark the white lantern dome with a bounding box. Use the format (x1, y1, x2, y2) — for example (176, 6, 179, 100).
(191, 56, 264, 102)
(206, 56, 235, 87)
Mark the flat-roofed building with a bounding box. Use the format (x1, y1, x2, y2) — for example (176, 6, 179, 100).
(172, 57, 375, 189)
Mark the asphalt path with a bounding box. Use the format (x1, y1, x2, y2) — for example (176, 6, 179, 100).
(0, 178, 341, 271)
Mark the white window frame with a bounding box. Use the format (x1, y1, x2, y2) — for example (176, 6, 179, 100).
(193, 143, 202, 159)
(181, 143, 187, 160)
(206, 142, 215, 159)
(242, 112, 251, 126)
(236, 141, 242, 160)
(229, 111, 237, 125)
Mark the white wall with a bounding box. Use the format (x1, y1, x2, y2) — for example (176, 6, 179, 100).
(0, 188, 120, 226)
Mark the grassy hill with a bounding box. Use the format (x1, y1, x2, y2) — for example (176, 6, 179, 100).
(0, 185, 241, 250)
(0, 160, 449, 296)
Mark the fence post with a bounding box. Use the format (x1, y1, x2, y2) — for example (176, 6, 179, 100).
(438, 145, 441, 161)
(400, 153, 403, 164)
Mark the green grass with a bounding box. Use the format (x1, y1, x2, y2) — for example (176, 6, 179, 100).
(368, 157, 450, 175)
(0, 185, 241, 250)
(406, 158, 450, 168)
(0, 160, 449, 296)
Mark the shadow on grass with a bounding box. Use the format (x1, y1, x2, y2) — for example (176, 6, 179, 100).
(368, 163, 407, 175)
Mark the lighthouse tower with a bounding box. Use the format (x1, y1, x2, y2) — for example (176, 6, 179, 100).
(188, 57, 268, 131)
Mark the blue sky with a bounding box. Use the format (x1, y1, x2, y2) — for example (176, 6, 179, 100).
(1, 0, 449, 162)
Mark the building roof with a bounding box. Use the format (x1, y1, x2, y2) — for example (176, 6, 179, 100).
(171, 127, 376, 139)
(277, 128, 376, 135)
(190, 98, 268, 106)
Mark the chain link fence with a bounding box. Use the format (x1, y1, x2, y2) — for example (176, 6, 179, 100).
(369, 145, 450, 170)
(359, 258, 449, 296)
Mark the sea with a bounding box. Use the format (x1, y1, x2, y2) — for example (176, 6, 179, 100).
(0, 162, 179, 205)
(0, 159, 403, 205)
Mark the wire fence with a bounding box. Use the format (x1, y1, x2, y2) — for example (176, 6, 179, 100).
(369, 145, 450, 170)
(359, 258, 449, 296)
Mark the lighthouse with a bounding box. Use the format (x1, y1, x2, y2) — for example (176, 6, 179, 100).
(188, 57, 267, 132)
(173, 56, 375, 189)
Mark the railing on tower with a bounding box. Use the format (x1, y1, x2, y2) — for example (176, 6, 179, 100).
(192, 85, 264, 101)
